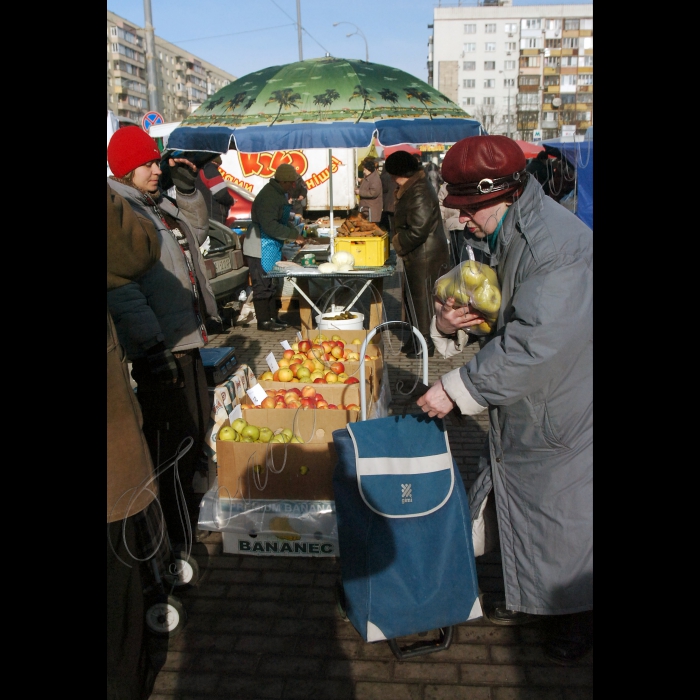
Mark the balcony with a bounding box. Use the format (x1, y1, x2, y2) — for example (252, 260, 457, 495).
(544, 67, 559, 75)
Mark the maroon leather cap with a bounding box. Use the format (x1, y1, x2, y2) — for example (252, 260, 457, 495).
(442, 135, 526, 209)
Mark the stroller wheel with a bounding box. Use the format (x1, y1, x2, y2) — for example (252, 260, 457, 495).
(163, 551, 200, 590)
(334, 577, 348, 621)
(145, 594, 187, 638)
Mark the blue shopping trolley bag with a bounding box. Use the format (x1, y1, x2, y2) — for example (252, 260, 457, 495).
(332, 411, 483, 652)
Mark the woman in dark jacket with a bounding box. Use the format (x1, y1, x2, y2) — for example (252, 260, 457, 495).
(356, 158, 383, 223)
(384, 150, 450, 358)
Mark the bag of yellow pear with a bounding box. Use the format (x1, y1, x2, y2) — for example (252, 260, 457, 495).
(433, 248, 501, 336)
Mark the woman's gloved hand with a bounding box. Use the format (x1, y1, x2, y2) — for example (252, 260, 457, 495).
(168, 157, 198, 194)
(145, 341, 180, 386)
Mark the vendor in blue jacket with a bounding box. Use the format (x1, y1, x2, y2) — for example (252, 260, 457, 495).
(417, 135, 593, 665)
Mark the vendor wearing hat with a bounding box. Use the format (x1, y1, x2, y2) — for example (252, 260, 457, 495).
(416, 135, 593, 665)
(242, 163, 306, 331)
(107, 126, 219, 547)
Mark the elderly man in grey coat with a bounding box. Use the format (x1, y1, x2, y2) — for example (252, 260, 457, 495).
(417, 135, 592, 666)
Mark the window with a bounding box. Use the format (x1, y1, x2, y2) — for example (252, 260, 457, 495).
(485, 42, 496, 52)
(545, 19, 562, 31)
(484, 61, 496, 70)
(463, 79, 475, 88)
(579, 55, 593, 67)
(561, 56, 577, 67)
(544, 75, 559, 86)
(504, 78, 515, 88)
(464, 24, 476, 34)
(521, 56, 540, 68)
(464, 42, 476, 52)
(545, 56, 560, 68)
(506, 42, 517, 51)
(546, 39, 561, 48)
(543, 112, 558, 123)
(504, 60, 515, 71)
(560, 94, 576, 104)
(159, 52, 163, 60)
(562, 37, 579, 48)
(483, 96, 495, 105)
(517, 93, 539, 106)
(109, 94, 114, 103)
(577, 93, 593, 103)
(564, 19, 580, 30)
(484, 79, 495, 88)
(522, 37, 543, 49)
(561, 75, 577, 86)
(485, 24, 497, 33)
(576, 111, 591, 121)
(463, 61, 476, 70)
(520, 75, 540, 86)
(522, 19, 542, 30)
(463, 97, 476, 106)
(578, 74, 593, 85)
(110, 26, 118, 36)
(581, 19, 593, 30)
(505, 23, 517, 33)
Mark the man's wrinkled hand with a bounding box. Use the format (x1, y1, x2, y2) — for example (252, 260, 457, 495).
(416, 380, 455, 419)
(435, 296, 485, 335)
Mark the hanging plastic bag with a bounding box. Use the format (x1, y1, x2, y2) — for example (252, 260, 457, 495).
(433, 246, 501, 336)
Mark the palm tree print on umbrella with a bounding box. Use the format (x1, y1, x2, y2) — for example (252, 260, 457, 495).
(224, 92, 249, 115)
(349, 85, 374, 123)
(203, 95, 226, 110)
(266, 88, 302, 126)
(313, 89, 341, 116)
(378, 88, 399, 105)
(404, 87, 435, 119)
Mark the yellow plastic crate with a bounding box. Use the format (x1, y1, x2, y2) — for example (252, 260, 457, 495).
(334, 233, 389, 267)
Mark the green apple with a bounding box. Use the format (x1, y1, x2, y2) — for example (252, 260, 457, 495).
(290, 435, 304, 443)
(460, 260, 487, 290)
(218, 426, 237, 441)
(270, 434, 286, 443)
(299, 466, 309, 475)
(240, 436, 254, 443)
(281, 428, 293, 442)
(471, 279, 501, 315)
(241, 424, 260, 441)
(231, 418, 248, 434)
(259, 427, 274, 443)
(434, 276, 456, 301)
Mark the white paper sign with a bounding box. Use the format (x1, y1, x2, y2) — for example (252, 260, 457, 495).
(266, 352, 280, 372)
(281, 340, 291, 350)
(246, 384, 268, 406)
(230, 403, 242, 421)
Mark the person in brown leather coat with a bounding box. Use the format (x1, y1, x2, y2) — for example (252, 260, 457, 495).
(384, 150, 450, 358)
(355, 158, 383, 223)
(107, 182, 160, 700)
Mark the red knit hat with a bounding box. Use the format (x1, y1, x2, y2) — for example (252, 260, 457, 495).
(107, 126, 161, 178)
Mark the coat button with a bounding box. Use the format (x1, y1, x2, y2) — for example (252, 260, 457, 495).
(496, 457, 501, 462)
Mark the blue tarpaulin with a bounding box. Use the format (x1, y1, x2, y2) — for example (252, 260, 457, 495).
(542, 138, 593, 230)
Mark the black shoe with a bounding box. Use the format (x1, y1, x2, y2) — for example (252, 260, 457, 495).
(272, 317, 289, 328)
(406, 343, 434, 359)
(485, 602, 539, 626)
(543, 638, 592, 665)
(257, 319, 286, 332)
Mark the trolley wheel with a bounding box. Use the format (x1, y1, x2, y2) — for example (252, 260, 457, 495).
(163, 551, 200, 590)
(334, 576, 348, 621)
(145, 594, 187, 638)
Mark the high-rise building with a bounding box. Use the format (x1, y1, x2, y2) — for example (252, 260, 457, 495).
(107, 10, 237, 125)
(431, 1, 593, 140)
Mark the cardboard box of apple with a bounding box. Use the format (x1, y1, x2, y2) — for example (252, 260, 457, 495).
(258, 335, 381, 386)
(433, 260, 502, 336)
(243, 384, 361, 412)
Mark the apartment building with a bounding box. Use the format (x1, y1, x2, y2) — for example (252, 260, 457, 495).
(430, 1, 593, 141)
(107, 10, 237, 125)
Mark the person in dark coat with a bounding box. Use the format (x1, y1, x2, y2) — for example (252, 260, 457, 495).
(355, 158, 383, 223)
(288, 173, 308, 218)
(195, 155, 235, 226)
(379, 162, 397, 232)
(384, 150, 450, 358)
(417, 135, 593, 665)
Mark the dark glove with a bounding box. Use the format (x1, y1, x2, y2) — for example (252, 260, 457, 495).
(170, 162, 197, 194)
(213, 188, 234, 207)
(145, 342, 180, 386)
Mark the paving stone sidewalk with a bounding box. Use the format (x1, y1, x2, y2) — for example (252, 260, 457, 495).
(147, 265, 592, 700)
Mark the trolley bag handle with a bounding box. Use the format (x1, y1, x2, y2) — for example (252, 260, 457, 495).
(359, 321, 428, 421)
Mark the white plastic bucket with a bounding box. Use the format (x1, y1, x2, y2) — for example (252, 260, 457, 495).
(316, 306, 364, 331)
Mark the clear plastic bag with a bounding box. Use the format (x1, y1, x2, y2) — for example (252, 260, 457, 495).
(433, 246, 501, 336)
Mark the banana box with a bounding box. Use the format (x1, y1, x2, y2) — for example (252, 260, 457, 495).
(219, 499, 338, 557)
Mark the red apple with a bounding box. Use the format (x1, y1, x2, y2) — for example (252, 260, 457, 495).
(261, 397, 276, 409)
(330, 346, 344, 359)
(327, 404, 338, 410)
(301, 385, 317, 398)
(283, 349, 295, 360)
(313, 377, 327, 384)
(325, 372, 338, 383)
(298, 340, 311, 353)
(316, 400, 329, 409)
(344, 376, 360, 384)
(329, 361, 345, 375)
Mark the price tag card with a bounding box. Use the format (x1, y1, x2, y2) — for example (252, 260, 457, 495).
(230, 403, 242, 421)
(246, 384, 267, 406)
(280, 340, 291, 351)
(297, 331, 303, 341)
(266, 352, 279, 373)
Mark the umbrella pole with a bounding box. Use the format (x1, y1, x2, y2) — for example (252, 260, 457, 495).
(328, 148, 335, 258)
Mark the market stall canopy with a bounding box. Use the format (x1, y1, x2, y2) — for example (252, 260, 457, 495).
(167, 57, 484, 153)
(514, 140, 547, 159)
(382, 143, 421, 157)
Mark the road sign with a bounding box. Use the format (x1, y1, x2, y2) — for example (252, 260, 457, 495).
(532, 129, 542, 142)
(142, 111, 164, 132)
